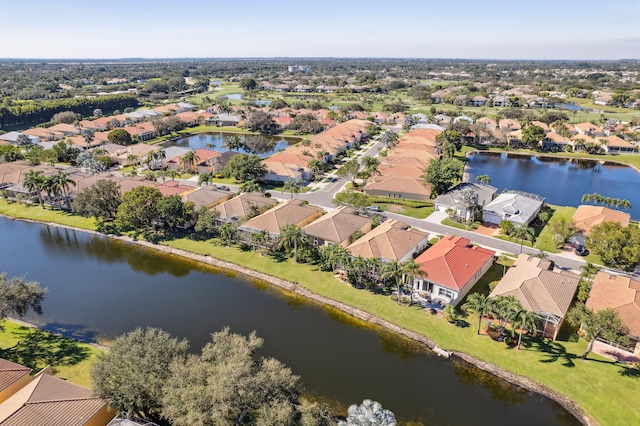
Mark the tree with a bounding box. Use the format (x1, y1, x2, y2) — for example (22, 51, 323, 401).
(107, 128, 133, 145)
(52, 110, 77, 124)
(81, 128, 95, 149)
(336, 159, 360, 184)
(162, 328, 304, 426)
(222, 154, 267, 182)
(250, 229, 270, 252)
(0, 273, 47, 321)
(157, 195, 193, 232)
(51, 140, 78, 163)
(462, 293, 495, 335)
(380, 130, 398, 147)
(511, 309, 537, 350)
(194, 206, 220, 237)
(115, 186, 163, 232)
(72, 179, 122, 220)
(179, 150, 200, 173)
(23, 169, 46, 208)
(455, 187, 479, 221)
(401, 259, 426, 306)
(239, 77, 258, 91)
(521, 125, 546, 148)
(245, 111, 277, 134)
(381, 259, 420, 305)
(475, 174, 491, 185)
(282, 180, 300, 199)
(566, 303, 630, 360)
(319, 244, 351, 272)
(219, 222, 236, 247)
(512, 223, 535, 253)
(338, 399, 396, 426)
(239, 179, 263, 194)
(277, 224, 307, 263)
(93, 108, 103, 118)
(587, 222, 640, 271)
(153, 148, 166, 170)
(222, 134, 245, 152)
(91, 327, 189, 419)
(15, 134, 33, 147)
(361, 156, 379, 177)
(52, 170, 76, 210)
(333, 189, 369, 211)
(421, 157, 464, 196)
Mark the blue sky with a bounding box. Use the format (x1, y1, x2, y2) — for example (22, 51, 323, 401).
(2, 0, 638, 60)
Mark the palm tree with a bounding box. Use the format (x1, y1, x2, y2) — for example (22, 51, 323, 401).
(156, 169, 167, 183)
(475, 174, 491, 185)
(198, 171, 214, 187)
(347, 255, 369, 288)
(381, 260, 422, 304)
(53, 170, 76, 210)
(580, 262, 600, 280)
(154, 148, 166, 169)
(126, 154, 139, 166)
(307, 158, 324, 179)
(361, 156, 379, 176)
(512, 224, 535, 253)
(167, 169, 181, 181)
(277, 224, 306, 263)
(511, 309, 538, 350)
(23, 170, 46, 209)
(219, 223, 236, 247)
(282, 180, 300, 199)
(320, 243, 351, 272)
(222, 134, 244, 152)
(143, 152, 155, 170)
(455, 187, 479, 221)
(250, 229, 270, 252)
(462, 293, 495, 335)
(179, 150, 200, 173)
(401, 259, 426, 306)
(42, 176, 59, 209)
(492, 295, 522, 329)
(339, 399, 396, 426)
(81, 129, 94, 149)
(239, 179, 262, 193)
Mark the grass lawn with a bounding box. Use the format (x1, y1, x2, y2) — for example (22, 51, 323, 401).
(0, 320, 103, 388)
(0, 199, 97, 231)
(441, 217, 480, 230)
(161, 236, 640, 426)
(534, 205, 576, 253)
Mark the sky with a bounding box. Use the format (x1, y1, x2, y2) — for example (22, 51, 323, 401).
(1, 0, 639, 60)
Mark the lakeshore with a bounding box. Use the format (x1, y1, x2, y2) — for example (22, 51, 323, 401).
(0, 209, 602, 425)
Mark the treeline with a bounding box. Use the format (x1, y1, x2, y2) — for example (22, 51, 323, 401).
(0, 93, 138, 128)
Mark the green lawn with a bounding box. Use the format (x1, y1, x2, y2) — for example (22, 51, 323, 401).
(161, 236, 639, 426)
(0, 320, 103, 388)
(534, 205, 576, 253)
(0, 199, 97, 231)
(441, 217, 480, 230)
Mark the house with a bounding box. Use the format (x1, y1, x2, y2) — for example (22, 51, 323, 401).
(238, 199, 323, 241)
(156, 181, 195, 197)
(122, 122, 155, 141)
(599, 135, 635, 154)
(470, 96, 488, 106)
(499, 119, 521, 131)
(0, 364, 115, 426)
(482, 190, 544, 226)
(347, 219, 429, 262)
(489, 254, 580, 339)
(574, 122, 603, 138)
(363, 176, 431, 201)
(0, 132, 39, 145)
(412, 236, 495, 306)
(213, 192, 277, 224)
(571, 205, 630, 245)
(586, 271, 640, 356)
(0, 360, 32, 404)
(542, 132, 569, 150)
(182, 186, 232, 211)
(209, 114, 242, 127)
(433, 182, 498, 220)
(303, 206, 372, 247)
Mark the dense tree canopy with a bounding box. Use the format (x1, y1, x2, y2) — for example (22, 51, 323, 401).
(72, 179, 122, 220)
(245, 111, 277, 134)
(222, 154, 267, 182)
(114, 186, 163, 232)
(586, 221, 640, 271)
(0, 273, 47, 321)
(107, 128, 134, 145)
(421, 157, 464, 196)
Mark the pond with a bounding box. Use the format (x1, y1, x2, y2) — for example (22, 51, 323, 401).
(166, 132, 297, 158)
(0, 217, 579, 426)
(223, 93, 272, 106)
(558, 103, 596, 112)
(467, 152, 640, 219)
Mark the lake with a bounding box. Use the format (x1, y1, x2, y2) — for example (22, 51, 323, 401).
(224, 93, 272, 105)
(166, 132, 296, 158)
(0, 217, 580, 425)
(467, 152, 640, 219)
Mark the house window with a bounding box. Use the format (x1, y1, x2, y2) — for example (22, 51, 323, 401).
(438, 288, 454, 299)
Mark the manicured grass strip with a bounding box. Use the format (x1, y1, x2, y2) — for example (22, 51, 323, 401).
(0, 200, 97, 231)
(162, 236, 640, 426)
(0, 320, 103, 388)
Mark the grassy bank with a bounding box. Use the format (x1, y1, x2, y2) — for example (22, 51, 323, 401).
(0, 320, 102, 388)
(0, 199, 97, 231)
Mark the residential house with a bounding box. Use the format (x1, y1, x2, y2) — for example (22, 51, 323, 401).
(586, 271, 640, 356)
(542, 132, 570, 150)
(574, 122, 604, 138)
(413, 236, 495, 306)
(489, 253, 580, 339)
(570, 205, 630, 245)
(182, 186, 233, 211)
(238, 199, 323, 242)
(0, 132, 39, 145)
(303, 206, 372, 247)
(482, 190, 545, 226)
(477, 117, 497, 130)
(122, 122, 156, 141)
(433, 182, 498, 220)
(492, 96, 509, 107)
(599, 135, 635, 154)
(156, 181, 195, 197)
(115, 143, 158, 165)
(0, 365, 115, 426)
(209, 113, 242, 127)
(499, 119, 521, 131)
(470, 96, 488, 106)
(22, 127, 56, 142)
(0, 360, 31, 404)
(347, 220, 429, 262)
(213, 192, 277, 224)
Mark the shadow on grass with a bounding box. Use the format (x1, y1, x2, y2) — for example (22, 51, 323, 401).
(454, 319, 470, 328)
(0, 327, 91, 373)
(619, 366, 640, 378)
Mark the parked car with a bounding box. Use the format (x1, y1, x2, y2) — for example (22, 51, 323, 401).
(366, 205, 382, 212)
(216, 185, 230, 191)
(575, 245, 590, 256)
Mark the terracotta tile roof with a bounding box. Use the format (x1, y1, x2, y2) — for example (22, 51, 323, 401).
(415, 236, 495, 291)
(531, 121, 550, 132)
(599, 135, 634, 148)
(303, 206, 371, 244)
(347, 220, 428, 261)
(571, 134, 595, 144)
(490, 254, 580, 317)
(575, 122, 601, 133)
(213, 192, 277, 220)
(586, 272, 640, 338)
(477, 117, 497, 129)
(572, 205, 630, 235)
(157, 181, 194, 196)
(545, 132, 567, 143)
(499, 119, 521, 131)
(182, 186, 230, 210)
(239, 199, 322, 235)
(364, 176, 431, 197)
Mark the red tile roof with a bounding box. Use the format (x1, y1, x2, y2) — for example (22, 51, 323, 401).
(415, 236, 495, 291)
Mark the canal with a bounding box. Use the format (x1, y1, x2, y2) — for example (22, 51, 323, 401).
(0, 217, 579, 425)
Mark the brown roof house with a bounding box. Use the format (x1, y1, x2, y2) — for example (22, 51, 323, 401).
(347, 220, 428, 262)
(238, 199, 322, 242)
(182, 186, 232, 211)
(303, 206, 372, 247)
(213, 192, 277, 224)
(571, 205, 630, 245)
(586, 271, 640, 357)
(0, 361, 31, 404)
(489, 254, 580, 339)
(412, 236, 495, 306)
(0, 365, 115, 426)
